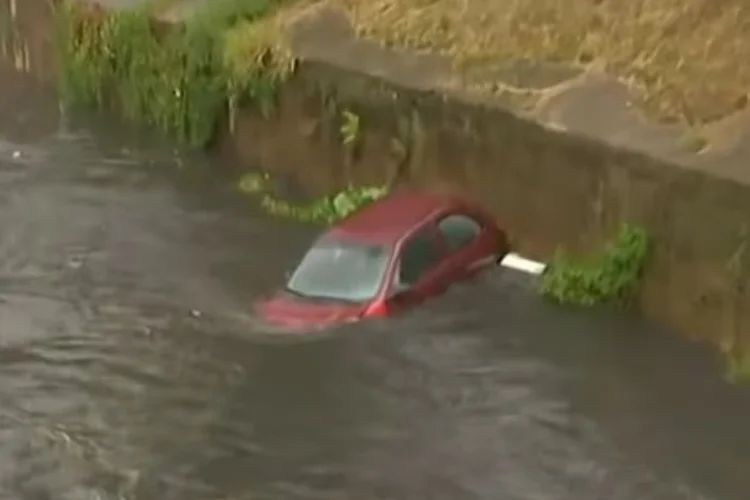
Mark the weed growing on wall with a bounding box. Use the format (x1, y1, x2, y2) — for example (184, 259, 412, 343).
(540, 224, 650, 307)
(237, 172, 387, 224)
(237, 171, 271, 194)
(340, 109, 360, 146)
(725, 355, 750, 385)
(58, 0, 289, 148)
(261, 186, 387, 224)
(261, 185, 388, 224)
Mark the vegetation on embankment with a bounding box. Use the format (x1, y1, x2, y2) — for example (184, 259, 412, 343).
(57, 0, 297, 148)
(341, 0, 750, 125)
(539, 224, 650, 308)
(59, 0, 750, 149)
(60, 0, 750, 150)
(238, 171, 387, 223)
(234, 104, 386, 223)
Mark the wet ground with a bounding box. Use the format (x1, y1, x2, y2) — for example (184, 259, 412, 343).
(2, 67, 750, 500)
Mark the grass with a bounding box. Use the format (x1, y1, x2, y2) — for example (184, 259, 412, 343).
(59, 0, 301, 147)
(222, 1, 301, 114)
(335, 0, 750, 125)
(539, 224, 650, 307)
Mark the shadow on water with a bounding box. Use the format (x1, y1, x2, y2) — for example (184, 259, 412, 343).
(1, 67, 750, 500)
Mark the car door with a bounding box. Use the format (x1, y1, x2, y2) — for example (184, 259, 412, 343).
(385, 224, 451, 310)
(435, 211, 494, 281)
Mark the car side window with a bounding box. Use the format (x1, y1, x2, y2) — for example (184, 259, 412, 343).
(397, 229, 442, 286)
(437, 214, 483, 253)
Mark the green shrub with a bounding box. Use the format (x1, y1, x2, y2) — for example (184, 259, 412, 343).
(261, 185, 388, 224)
(540, 224, 650, 307)
(237, 172, 388, 224)
(58, 0, 280, 148)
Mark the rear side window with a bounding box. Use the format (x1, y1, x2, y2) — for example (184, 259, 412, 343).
(437, 214, 483, 252)
(398, 230, 442, 285)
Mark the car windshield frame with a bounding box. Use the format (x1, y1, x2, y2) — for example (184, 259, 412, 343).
(284, 236, 393, 304)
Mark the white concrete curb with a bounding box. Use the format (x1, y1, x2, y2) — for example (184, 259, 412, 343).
(500, 253, 546, 275)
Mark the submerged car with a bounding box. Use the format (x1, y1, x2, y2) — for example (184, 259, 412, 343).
(255, 191, 510, 329)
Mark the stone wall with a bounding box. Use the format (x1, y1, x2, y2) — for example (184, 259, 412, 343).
(4, 0, 750, 357)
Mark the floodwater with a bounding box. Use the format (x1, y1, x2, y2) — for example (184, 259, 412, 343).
(1, 68, 750, 500)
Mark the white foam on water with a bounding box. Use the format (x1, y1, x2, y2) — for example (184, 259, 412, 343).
(500, 253, 546, 275)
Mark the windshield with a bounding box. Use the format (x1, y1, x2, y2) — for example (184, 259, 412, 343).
(286, 237, 392, 303)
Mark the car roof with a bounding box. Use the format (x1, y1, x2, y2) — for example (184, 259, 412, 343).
(325, 190, 471, 245)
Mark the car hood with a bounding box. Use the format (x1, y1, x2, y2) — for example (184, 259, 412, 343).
(255, 291, 366, 330)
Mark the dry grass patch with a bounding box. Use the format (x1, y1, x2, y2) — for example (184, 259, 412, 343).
(221, 0, 313, 91)
(337, 0, 750, 124)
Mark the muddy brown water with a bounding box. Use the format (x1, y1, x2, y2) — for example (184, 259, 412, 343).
(1, 68, 750, 500)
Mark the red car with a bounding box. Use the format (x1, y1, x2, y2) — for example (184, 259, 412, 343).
(255, 191, 509, 330)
